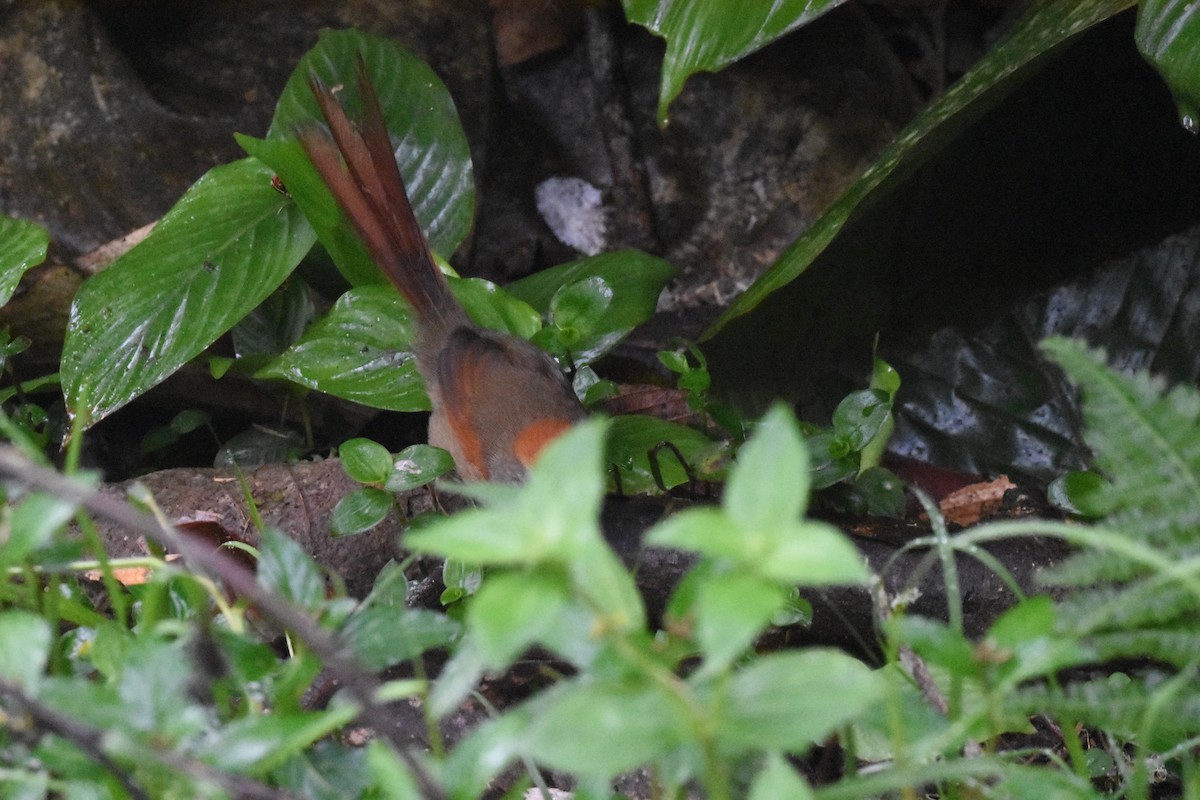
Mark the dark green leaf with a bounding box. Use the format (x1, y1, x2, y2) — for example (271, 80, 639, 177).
(386, 445, 455, 492)
(717, 650, 883, 753)
(366, 741, 422, 800)
(62, 158, 315, 426)
(197, 711, 351, 774)
(624, 0, 847, 125)
(0, 611, 51, 689)
(507, 250, 674, 364)
(341, 607, 460, 671)
(1136, 0, 1200, 132)
(257, 528, 325, 611)
(266, 29, 472, 263)
(117, 636, 200, 737)
(330, 487, 393, 536)
(831, 389, 892, 452)
(339, 438, 394, 484)
(256, 285, 428, 411)
(231, 277, 314, 358)
(549, 276, 613, 347)
(214, 426, 306, 468)
(0, 215, 48, 307)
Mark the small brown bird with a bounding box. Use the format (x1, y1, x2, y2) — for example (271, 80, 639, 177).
(298, 60, 584, 482)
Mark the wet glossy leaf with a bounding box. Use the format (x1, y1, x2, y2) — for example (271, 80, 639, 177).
(264, 28, 473, 270)
(624, 0, 847, 125)
(0, 215, 48, 307)
(256, 285, 428, 411)
(507, 250, 674, 365)
(330, 487, 393, 536)
(231, 278, 314, 358)
(1136, 0, 1200, 132)
(386, 444, 455, 492)
(339, 438, 394, 484)
(62, 158, 315, 427)
(451, 278, 542, 339)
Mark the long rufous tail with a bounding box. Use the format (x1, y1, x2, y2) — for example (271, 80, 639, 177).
(297, 58, 466, 343)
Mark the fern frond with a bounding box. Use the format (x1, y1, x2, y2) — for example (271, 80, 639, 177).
(1040, 339, 1200, 612)
(1014, 671, 1200, 750)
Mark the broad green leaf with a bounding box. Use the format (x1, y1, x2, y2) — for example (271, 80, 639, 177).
(716, 649, 883, 753)
(507, 250, 675, 365)
(330, 487, 393, 536)
(624, 0, 847, 126)
(831, 389, 892, 452)
(62, 158, 315, 426)
(117, 636, 203, 737)
(0, 215, 48, 307)
(267, 28, 473, 262)
(255, 285, 429, 411)
(726, 405, 809, 529)
(339, 438, 394, 484)
(1047, 469, 1115, 518)
(748, 753, 815, 800)
(451, 278, 543, 339)
(231, 277, 314, 358)
(1136, 0, 1200, 132)
(366, 741, 421, 800)
(569, 537, 646, 633)
(386, 444, 455, 492)
(341, 607, 459, 671)
(694, 570, 785, 677)
(0, 611, 51, 690)
(705, 0, 1135, 339)
(1, 491, 79, 571)
(257, 528, 325, 612)
(550, 276, 613, 348)
(468, 570, 570, 668)
(196, 711, 353, 773)
(605, 413, 724, 494)
(522, 678, 687, 777)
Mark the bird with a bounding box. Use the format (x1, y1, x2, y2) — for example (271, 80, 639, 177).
(298, 59, 584, 483)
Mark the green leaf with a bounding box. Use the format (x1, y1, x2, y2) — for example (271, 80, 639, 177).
(0, 611, 51, 690)
(62, 158, 315, 426)
(386, 444, 455, 492)
(257, 528, 325, 612)
(468, 570, 570, 668)
(1046, 469, 1115, 518)
(748, 753, 815, 800)
(623, 0, 847, 126)
(330, 487, 393, 536)
(1136, 0, 1200, 132)
(693, 569, 785, 677)
(341, 607, 460, 671)
(507, 250, 674, 365)
(831, 389, 892, 452)
(256, 285, 428, 411)
(889, 616, 978, 678)
(267, 28, 473, 259)
(727, 405, 809, 528)
(717, 650, 883, 753)
(705, 0, 1135, 339)
(550, 276, 614, 346)
(117, 636, 201, 737)
(451, 278, 543, 339)
(339, 438, 394, 484)
(605, 414, 724, 494)
(1, 491, 79, 571)
(366, 741, 421, 800)
(0, 215, 48, 307)
(197, 710, 353, 774)
(231, 277, 314, 358)
(521, 678, 687, 778)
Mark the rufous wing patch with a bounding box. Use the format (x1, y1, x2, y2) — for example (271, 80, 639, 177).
(513, 417, 574, 468)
